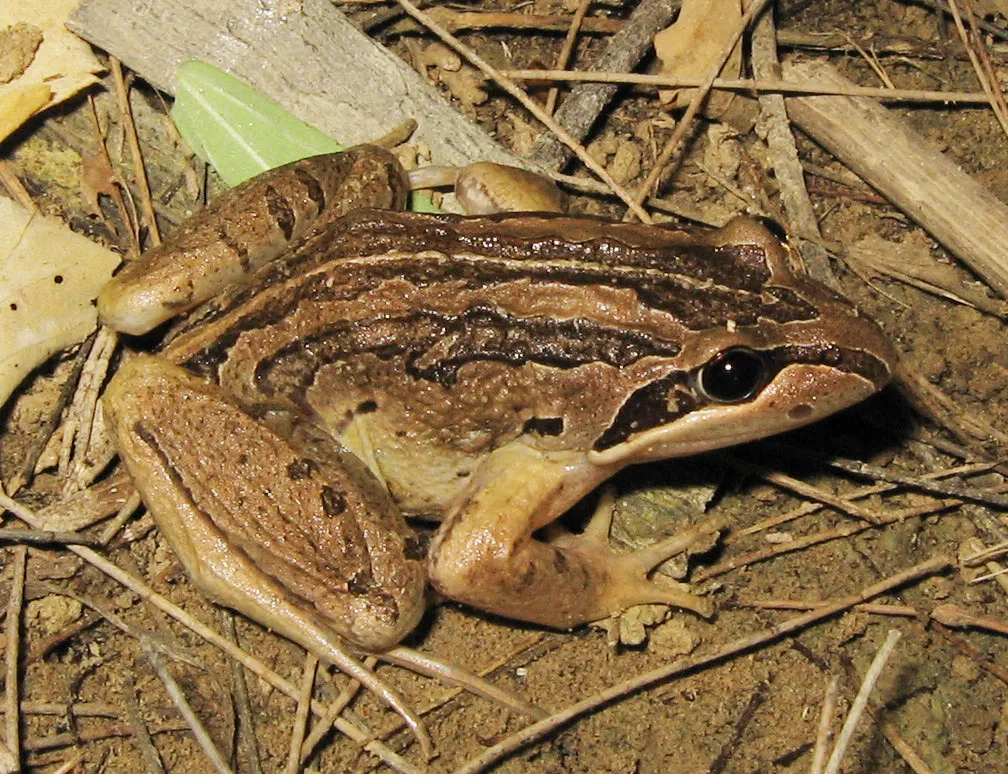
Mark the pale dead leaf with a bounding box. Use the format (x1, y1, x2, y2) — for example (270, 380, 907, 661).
(0, 22, 43, 82)
(0, 82, 51, 142)
(608, 139, 642, 185)
(971, 0, 1008, 18)
(702, 123, 742, 181)
(0, 198, 120, 407)
(654, 0, 743, 115)
(847, 233, 1008, 318)
(0, 0, 104, 144)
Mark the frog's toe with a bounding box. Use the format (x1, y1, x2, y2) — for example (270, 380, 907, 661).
(599, 560, 714, 619)
(549, 510, 725, 619)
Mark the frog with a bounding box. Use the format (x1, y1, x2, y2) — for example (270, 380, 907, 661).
(97, 142, 897, 699)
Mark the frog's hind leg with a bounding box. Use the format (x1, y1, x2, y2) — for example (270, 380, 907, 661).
(429, 443, 723, 629)
(103, 356, 433, 756)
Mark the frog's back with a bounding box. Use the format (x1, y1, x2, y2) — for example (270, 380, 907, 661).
(165, 210, 892, 515)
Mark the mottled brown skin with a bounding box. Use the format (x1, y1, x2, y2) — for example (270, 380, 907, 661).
(100, 146, 898, 651)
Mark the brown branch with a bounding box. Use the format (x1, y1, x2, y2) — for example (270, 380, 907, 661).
(526, 0, 678, 171)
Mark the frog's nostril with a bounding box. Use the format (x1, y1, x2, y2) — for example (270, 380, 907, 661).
(788, 404, 813, 421)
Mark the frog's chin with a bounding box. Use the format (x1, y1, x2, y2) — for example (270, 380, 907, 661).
(588, 365, 880, 467)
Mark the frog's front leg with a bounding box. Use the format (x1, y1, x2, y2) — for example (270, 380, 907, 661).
(98, 145, 408, 335)
(429, 444, 717, 629)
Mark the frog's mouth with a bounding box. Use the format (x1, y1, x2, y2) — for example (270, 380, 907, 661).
(587, 363, 882, 466)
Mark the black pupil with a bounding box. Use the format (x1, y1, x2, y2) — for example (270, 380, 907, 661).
(699, 348, 766, 403)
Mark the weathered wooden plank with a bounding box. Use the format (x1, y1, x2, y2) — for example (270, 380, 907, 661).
(68, 0, 524, 167)
(785, 60, 1008, 299)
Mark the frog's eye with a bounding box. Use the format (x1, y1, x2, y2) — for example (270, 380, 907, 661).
(696, 347, 767, 403)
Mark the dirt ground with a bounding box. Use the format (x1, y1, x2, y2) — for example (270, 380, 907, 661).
(2, 0, 1008, 772)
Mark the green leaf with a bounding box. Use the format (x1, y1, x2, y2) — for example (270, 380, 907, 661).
(408, 192, 441, 213)
(171, 61, 344, 187)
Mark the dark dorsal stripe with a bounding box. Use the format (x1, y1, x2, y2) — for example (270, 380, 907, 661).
(267, 209, 775, 291)
(238, 306, 683, 397)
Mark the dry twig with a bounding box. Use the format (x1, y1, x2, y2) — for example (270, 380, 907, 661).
(220, 610, 264, 774)
(3, 546, 25, 768)
(823, 629, 902, 774)
(503, 68, 992, 104)
(110, 56, 161, 246)
(0, 492, 419, 773)
(809, 676, 840, 774)
(629, 0, 773, 211)
(6, 332, 94, 496)
(736, 600, 919, 618)
(946, 0, 1008, 140)
(121, 677, 167, 774)
(0, 529, 99, 547)
(543, 0, 591, 116)
(729, 460, 1000, 543)
(299, 657, 375, 764)
(393, 0, 651, 222)
(142, 638, 234, 774)
(526, 0, 677, 171)
(770, 445, 1008, 509)
(931, 603, 1008, 635)
(286, 654, 318, 774)
(750, 7, 834, 287)
(723, 455, 885, 523)
(696, 497, 956, 582)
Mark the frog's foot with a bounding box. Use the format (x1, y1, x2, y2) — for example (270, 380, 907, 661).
(547, 488, 725, 619)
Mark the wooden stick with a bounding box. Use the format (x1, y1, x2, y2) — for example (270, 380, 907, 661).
(823, 629, 902, 774)
(630, 0, 774, 210)
(121, 677, 167, 774)
(809, 676, 840, 774)
(0, 493, 420, 774)
(3, 547, 25, 769)
(543, 0, 591, 116)
(782, 60, 1008, 298)
(526, 0, 678, 171)
(69, 0, 524, 169)
(142, 639, 235, 774)
(750, 8, 836, 287)
(111, 57, 161, 246)
(502, 68, 993, 104)
(393, 0, 650, 221)
(286, 654, 318, 774)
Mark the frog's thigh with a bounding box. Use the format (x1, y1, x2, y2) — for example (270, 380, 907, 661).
(103, 356, 426, 653)
(429, 443, 705, 629)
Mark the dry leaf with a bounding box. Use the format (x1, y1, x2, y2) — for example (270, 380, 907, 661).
(0, 0, 104, 144)
(0, 198, 120, 407)
(653, 0, 753, 128)
(971, 0, 1008, 18)
(0, 22, 43, 82)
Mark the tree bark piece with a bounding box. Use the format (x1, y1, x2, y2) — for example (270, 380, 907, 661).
(528, 0, 679, 171)
(784, 60, 1008, 298)
(68, 0, 523, 168)
(751, 13, 836, 288)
